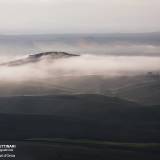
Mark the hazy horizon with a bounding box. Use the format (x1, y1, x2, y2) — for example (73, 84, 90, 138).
(1, 31, 160, 36)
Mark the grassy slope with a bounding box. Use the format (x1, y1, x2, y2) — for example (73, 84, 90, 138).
(0, 94, 159, 143)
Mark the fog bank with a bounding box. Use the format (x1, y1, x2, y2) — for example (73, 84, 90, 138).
(0, 55, 160, 83)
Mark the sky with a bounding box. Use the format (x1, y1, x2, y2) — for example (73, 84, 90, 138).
(0, 0, 160, 34)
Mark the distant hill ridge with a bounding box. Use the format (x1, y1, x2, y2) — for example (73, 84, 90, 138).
(0, 51, 79, 66)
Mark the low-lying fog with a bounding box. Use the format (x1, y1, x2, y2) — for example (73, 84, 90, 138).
(0, 54, 160, 83)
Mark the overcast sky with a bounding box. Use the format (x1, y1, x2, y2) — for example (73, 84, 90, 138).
(0, 0, 160, 34)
